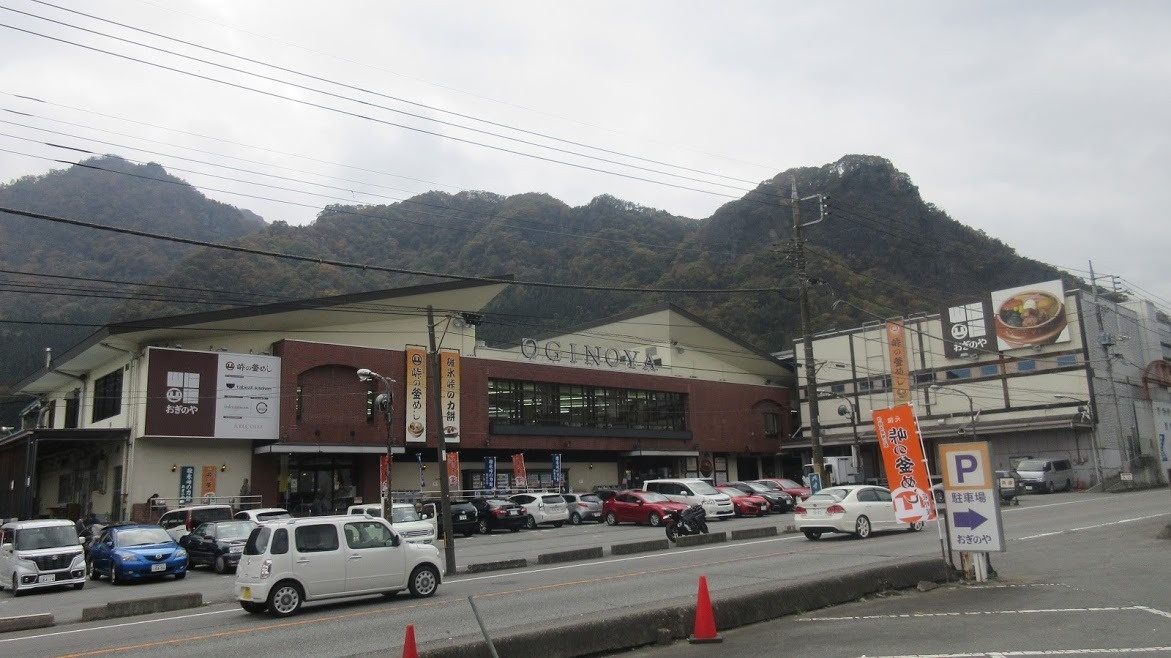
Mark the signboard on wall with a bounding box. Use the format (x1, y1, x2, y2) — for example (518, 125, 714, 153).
(144, 348, 280, 440)
(941, 280, 1070, 356)
(885, 320, 911, 405)
(441, 350, 461, 443)
(405, 347, 428, 444)
(940, 299, 995, 359)
(1153, 402, 1171, 469)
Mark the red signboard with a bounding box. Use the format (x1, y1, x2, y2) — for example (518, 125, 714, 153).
(447, 451, 460, 490)
(872, 404, 936, 523)
(512, 453, 528, 489)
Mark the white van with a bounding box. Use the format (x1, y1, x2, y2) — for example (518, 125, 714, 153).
(346, 503, 437, 544)
(1015, 458, 1074, 493)
(642, 478, 735, 519)
(234, 515, 443, 616)
(0, 519, 88, 596)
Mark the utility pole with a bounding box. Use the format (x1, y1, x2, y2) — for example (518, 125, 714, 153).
(1090, 262, 1131, 480)
(427, 305, 458, 575)
(792, 179, 823, 482)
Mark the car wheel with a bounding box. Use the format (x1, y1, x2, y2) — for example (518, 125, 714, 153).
(509, 527, 521, 533)
(803, 530, 822, 540)
(408, 565, 440, 598)
(110, 566, 121, 585)
(1046, 481, 1055, 493)
(214, 555, 228, 574)
(605, 512, 618, 526)
(11, 575, 23, 597)
(174, 571, 186, 580)
(648, 512, 662, 527)
(854, 516, 872, 539)
(1064, 479, 1072, 492)
(89, 566, 101, 581)
(552, 521, 564, 528)
(478, 519, 490, 534)
(266, 581, 303, 617)
(462, 530, 474, 538)
(909, 521, 925, 532)
(240, 601, 267, 614)
(569, 513, 582, 525)
(525, 515, 538, 530)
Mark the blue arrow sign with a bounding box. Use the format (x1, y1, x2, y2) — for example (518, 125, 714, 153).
(953, 508, 988, 530)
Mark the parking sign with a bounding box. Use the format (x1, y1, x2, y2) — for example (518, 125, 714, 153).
(938, 442, 1005, 552)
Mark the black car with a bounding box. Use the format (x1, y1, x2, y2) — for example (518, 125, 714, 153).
(725, 481, 794, 513)
(468, 497, 527, 534)
(178, 520, 257, 573)
(419, 498, 479, 538)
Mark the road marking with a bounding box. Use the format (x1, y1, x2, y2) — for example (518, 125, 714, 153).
(1016, 514, 1167, 541)
(1138, 606, 1171, 620)
(861, 648, 1171, 657)
(804, 606, 1146, 621)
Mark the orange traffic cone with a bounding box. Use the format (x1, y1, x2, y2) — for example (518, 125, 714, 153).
(402, 624, 418, 658)
(688, 575, 722, 644)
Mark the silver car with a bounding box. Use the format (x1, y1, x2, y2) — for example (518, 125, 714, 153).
(561, 493, 604, 524)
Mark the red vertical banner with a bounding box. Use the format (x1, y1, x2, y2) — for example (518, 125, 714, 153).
(872, 404, 935, 522)
(379, 454, 392, 497)
(446, 451, 460, 491)
(512, 453, 528, 490)
(886, 320, 911, 405)
(441, 350, 461, 444)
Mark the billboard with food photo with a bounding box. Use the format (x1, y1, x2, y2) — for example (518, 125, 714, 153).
(990, 280, 1070, 351)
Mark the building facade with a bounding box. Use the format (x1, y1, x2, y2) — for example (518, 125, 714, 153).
(0, 280, 795, 521)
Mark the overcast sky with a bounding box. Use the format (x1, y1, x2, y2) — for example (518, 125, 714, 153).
(2, 1, 1169, 308)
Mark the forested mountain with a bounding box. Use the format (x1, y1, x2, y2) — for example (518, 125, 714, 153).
(1, 153, 1071, 409)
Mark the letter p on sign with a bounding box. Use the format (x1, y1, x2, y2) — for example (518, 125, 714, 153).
(947, 449, 987, 488)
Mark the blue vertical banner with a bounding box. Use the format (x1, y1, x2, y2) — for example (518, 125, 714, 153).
(179, 466, 195, 504)
(416, 453, 425, 490)
(484, 456, 496, 493)
(551, 453, 562, 490)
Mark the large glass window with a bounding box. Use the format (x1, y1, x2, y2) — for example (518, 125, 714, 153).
(92, 369, 123, 422)
(488, 379, 686, 432)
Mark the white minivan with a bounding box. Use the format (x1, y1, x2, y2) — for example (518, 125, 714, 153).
(346, 503, 437, 544)
(234, 515, 443, 616)
(642, 478, 736, 520)
(0, 519, 88, 596)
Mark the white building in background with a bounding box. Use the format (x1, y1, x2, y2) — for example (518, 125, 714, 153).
(788, 279, 1171, 490)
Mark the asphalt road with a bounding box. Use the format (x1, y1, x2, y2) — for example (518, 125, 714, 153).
(1, 490, 1166, 657)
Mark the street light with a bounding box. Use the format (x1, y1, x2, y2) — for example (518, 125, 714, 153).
(1054, 394, 1104, 487)
(358, 368, 396, 524)
(930, 384, 978, 440)
(818, 389, 863, 481)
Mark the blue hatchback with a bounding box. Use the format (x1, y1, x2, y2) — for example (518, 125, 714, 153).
(89, 524, 188, 584)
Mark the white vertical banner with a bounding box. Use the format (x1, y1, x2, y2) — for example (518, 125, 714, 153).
(405, 347, 427, 444)
(1153, 401, 1171, 469)
(441, 350, 461, 444)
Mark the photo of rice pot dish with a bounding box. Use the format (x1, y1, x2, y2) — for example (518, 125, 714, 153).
(999, 292, 1060, 328)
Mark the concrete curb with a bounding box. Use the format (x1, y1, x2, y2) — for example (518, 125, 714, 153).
(464, 558, 527, 574)
(0, 613, 53, 632)
(419, 556, 953, 658)
(674, 532, 727, 547)
(610, 538, 670, 555)
(730, 526, 778, 540)
(538, 547, 603, 565)
(81, 592, 203, 622)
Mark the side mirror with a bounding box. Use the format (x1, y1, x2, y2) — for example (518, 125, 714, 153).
(0, 542, 12, 551)
(390, 533, 402, 548)
(78, 536, 87, 546)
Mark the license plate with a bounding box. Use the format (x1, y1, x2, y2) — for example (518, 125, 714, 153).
(38, 574, 55, 583)
(230, 546, 243, 554)
(806, 508, 826, 517)
(458, 513, 468, 520)
(508, 510, 517, 516)
(241, 586, 252, 599)
(999, 478, 1016, 488)
(151, 563, 167, 572)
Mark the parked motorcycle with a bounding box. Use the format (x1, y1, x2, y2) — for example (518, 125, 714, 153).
(664, 504, 709, 542)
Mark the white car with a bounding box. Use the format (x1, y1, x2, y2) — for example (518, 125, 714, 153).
(234, 508, 293, 524)
(794, 485, 925, 540)
(508, 493, 569, 529)
(642, 478, 736, 520)
(0, 519, 88, 596)
(235, 515, 442, 616)
(347, 503, 436, 544)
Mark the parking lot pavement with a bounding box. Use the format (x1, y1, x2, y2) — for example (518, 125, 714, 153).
(616, 513, 1171, 657)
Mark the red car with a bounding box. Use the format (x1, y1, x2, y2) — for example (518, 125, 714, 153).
(755, 478, 813, 501)
(715, 486, 768, 517)
(602, 490, 687, 527)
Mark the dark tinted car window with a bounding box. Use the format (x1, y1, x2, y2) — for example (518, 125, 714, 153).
(192, 508, 233, 525)
(272, 528, 289, 554)
(295, 524, 340, 553)
(244, 527, 271, 555)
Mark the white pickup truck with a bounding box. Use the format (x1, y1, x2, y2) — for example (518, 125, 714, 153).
(346, 503, 437, 545)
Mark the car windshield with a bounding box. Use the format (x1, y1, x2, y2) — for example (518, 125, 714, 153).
(720, 488, 747, 498)
(115, 527, 173, 547)
(541, 495, 565, 504)
(391, 507, 422, 523)
(217, 521, 257, 540)
(580, 495, 601, 504)
(776, 479, 804, 489)
(688, 481, 720, 495)
(1016, 460, 1047, 471)
(639, 492, 671, 503)
(742, 482, 771, 493)
(256, 511, 292, 522)
(14, 525, 78, 550)
(485, 499, 513, 509)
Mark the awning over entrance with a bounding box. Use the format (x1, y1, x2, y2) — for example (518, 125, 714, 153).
(253, 443, 400, 455)
(619, 449, 700, 457)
